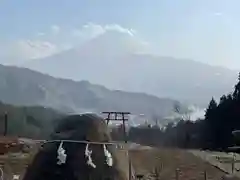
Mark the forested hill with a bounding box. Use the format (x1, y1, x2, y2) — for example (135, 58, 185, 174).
(0, 64, 181, 118)
(0, 102, 64, 139)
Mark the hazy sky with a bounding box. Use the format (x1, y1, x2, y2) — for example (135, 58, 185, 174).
(0, 0, 240, 69)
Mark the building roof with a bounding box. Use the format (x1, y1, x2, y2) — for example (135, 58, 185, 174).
(0, 136, 19, 144)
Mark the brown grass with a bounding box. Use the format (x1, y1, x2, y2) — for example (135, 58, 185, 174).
(0, 147, 38, 180)
(129, 147, 227, 180)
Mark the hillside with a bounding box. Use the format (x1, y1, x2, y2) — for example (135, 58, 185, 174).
(0, 64, 180, 118)
(23, 31, 238, 106)
(0, 101, 63, 138)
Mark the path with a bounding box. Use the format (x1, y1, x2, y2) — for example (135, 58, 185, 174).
(190, 150, 240, 178)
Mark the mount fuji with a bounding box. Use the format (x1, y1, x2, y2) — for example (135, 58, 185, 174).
(23, 30, 238, 107)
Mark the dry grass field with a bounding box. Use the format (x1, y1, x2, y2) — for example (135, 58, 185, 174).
(130, 147, 227, 180)
(0, 153, 35, 180)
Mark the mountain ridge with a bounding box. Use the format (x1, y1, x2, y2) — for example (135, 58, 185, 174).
(24, 52, 237, 107)
(0, 64, 180, 118)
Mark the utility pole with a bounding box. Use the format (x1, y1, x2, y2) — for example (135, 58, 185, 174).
(226, 130, 240, 175)
(102, 111, 132, 180)
(3, 112, 8, 136)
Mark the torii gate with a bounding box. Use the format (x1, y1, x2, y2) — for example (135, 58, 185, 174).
(102, 111, 130, 143)
(1, 112, 8, 136)
(101, 111, 134, 180)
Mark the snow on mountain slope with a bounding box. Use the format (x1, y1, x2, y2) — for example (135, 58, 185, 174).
(23, 31, 238, 106)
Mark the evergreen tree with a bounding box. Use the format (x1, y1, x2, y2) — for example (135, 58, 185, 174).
(203, 97, 218, 149)
(233, 72, 240, 100)
(205, 97, 217, 120)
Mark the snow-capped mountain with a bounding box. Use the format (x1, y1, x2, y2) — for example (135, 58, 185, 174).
(23, 30, 238, 106)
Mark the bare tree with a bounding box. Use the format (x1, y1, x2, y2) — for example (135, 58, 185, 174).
(150, 163, 163, 180)
(151, 114, 161, 127)
(173, 103, 192, 121)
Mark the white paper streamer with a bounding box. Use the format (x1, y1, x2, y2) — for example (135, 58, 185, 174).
(57, 141, 67, 165)
(103, 144, 113, 166)
(13, 175, 20, 180)
(85, 144, 96, 168)
(0, 167, 3, 180)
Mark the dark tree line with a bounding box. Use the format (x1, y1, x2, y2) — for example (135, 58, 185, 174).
(111, 73, 240, 151)
(0, 102, 64, 139)
(202, 73, 240, 150)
